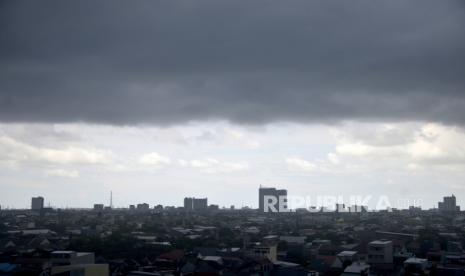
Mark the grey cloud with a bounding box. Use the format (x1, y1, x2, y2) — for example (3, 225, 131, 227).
(0, 124, 81, 147)
(1, 0, 464, 125)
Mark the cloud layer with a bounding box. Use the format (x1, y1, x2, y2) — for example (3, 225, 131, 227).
(1, 0, 464, 125)
(1, 122, 464, 208)
(286, 123, 465, 174)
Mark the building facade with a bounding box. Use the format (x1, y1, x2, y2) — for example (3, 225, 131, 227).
(93, 204, 104, 211)
(184, 197, 208, 211)
(258, 187, 287, 212)
(438, 195, 460, 212)
(367, 240, 393, 269)
(31, 196, 44, 210)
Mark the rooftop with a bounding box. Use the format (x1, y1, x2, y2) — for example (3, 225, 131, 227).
(369, 240, 392, 245)
(344, 262, 370, 273)
(52, 251, 75, 254)
(404, 257, 427, 264)
(337, 251, 358, 257)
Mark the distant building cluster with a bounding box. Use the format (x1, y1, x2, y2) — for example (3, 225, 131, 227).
(1, 191, 462, 276)
(137, 203, 150, 211)
(29, 189, 463, 216)
(438, 194, 460, 212)
(0, 192, 461, 275)
(31, 189, 463, 215)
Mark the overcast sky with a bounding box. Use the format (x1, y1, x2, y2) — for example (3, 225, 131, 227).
(0, 0, 464, 209)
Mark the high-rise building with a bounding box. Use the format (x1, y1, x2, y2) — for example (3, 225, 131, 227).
(184, 197, 194, 211)
(184, 197, 208, 211)
(258, 186, 287, 212)
(438, 195, 460, 212)
(193, 198, 208, 210)
(31, 196, 44, 210)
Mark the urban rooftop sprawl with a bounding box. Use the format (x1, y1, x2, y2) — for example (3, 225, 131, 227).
(0, 187, 463, 275)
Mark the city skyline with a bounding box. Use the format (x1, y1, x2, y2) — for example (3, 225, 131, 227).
(5, 191, 460, 212)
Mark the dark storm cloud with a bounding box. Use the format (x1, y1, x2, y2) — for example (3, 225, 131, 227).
(1, 0, 464, 125)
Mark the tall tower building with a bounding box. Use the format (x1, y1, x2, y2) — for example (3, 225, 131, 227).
(258, 186, 287, 212)
(31, 196, 44, 210)
(184, 197, 194, 211)
(193, 198, 208, 210)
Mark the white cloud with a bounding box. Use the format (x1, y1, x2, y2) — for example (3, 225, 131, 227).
(407, 124, 465, 165)
(44, 169, 80, 178)
(285, 122, 465, 175)
(139, 152, 171, 167)
(1, 121, 465, 209)
(0, 135, 111, 166)
(177, 159, 189, 166)
(327, 153, 340, 165)
(335, 143, 405, 158)
(330, 122, 465, 170)
(178, 158, 248, 174)
(224, 128, 261, 149)
(285, 157, 318, 172)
